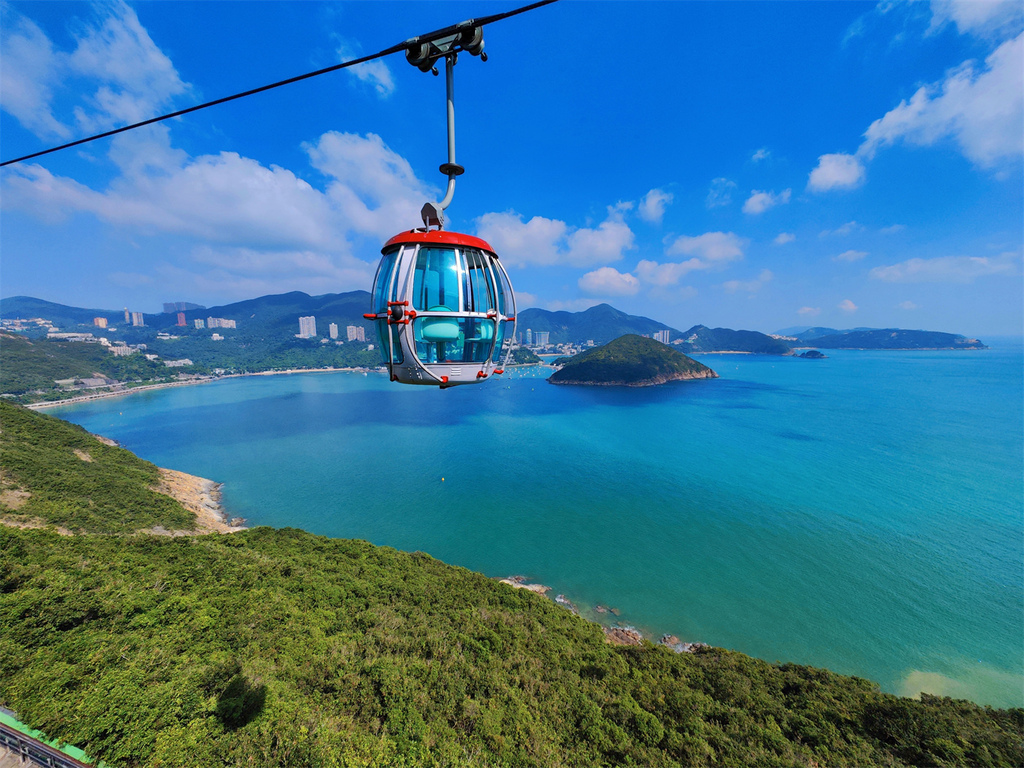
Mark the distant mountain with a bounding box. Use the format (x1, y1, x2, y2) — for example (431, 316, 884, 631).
(548, 335, 716, 387)
(1, 291, 374, 336)
(809, 329, 987, 350)
(679, 325, 792, 355)
(517, 304, 679, 345)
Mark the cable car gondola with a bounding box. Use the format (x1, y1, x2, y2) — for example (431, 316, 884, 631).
(364, 22, 516, 388)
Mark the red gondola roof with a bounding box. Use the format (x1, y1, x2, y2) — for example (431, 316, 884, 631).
(382, 229, 496, 255)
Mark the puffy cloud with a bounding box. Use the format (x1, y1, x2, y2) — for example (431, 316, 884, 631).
(474, 208, 634, 268)
(67, 1, 189, 131)
(838, 299, 858, 313)
(860, 33, 1023, 168)
(0, 13, 68, 139)
(722, 269, 773, 294)
(638, 188, 673, 223)
(337, 41, 395, 97)
(928, 0, 1023, 40)
(774, 232, 796, 245)
(666, 231, 747, 264)
(578, 267, 641, 296)
(635, 231, 747, 286)
(743, 188, 792, 214)
(752, 147, 771, 162)
(834, 249, 868, 262)
(810, 30, 1023, 190)
(706, 177, 737, 208)
(808, 153, 866, 191)
(798, 306, 821, 317)
(869, 253, 1017, 282)
(306, 131, 433, 240)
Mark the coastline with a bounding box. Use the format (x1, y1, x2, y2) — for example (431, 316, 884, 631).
(150, 467, 246, 535)
(26, 366, 380, 410)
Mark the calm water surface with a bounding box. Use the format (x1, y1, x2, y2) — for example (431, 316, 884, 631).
(53, 343, 1024, 708)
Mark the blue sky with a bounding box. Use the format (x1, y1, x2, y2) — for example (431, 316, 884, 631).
(1, 0, 1021, 336)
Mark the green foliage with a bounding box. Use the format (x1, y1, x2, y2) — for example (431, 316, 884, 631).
(549, 334, 715, 385)
(0, 402, 195, 533)
(811, 329, 986, 350)
(680, 324, 793, 355)
(509, 347, 541, 364)
(0, 333, 173, 399)
(518, 303, 678, 345)
(0, 524, 1019, 767)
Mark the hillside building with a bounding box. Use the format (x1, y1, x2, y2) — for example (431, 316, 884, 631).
(346, 325, 365, 342)
(93, 317, 108, 328)
(131, 312, 145, 327)
(298, 316, 317, 338)
(654, 330, 670, 343)
(329, 323, 339, 339)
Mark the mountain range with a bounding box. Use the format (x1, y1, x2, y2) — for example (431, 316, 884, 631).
(1, 294, 986, 352)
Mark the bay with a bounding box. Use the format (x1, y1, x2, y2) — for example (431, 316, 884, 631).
(51, 342, 1024, 708)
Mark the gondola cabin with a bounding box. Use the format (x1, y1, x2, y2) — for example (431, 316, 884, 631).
(366, 229, 516, 387)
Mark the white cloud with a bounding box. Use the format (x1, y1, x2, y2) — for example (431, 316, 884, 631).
(474, 208, 635, 268)
(706, 177, 737, 208)
(0, 14, 68, 139)
(898, 300, 919, 310)
(869, 253, 1018, 282)
(743, 188, 792, 214)
(834, 249, 868, 262)
(808, 153, 866, 191)
(544, 298, 604, 312)
(636, 231, 748, 286)
(722, 269, 773, 294)
(666, 231, 747, 263)
(820, 221, 861, 237)
(929, 0, 1024, 40)
(337, 41, 395, 97)
(578, 267, 641, 297)
(752, 147, 771, 162)
(838, 299, 858, 313)
(798, 306, 821, 317)
(880, 224, 907, 234)
(774, 232, 796, 245)
(638, 188, 673, 223)
(67, 1, 189, 131)
(0, 2, 189, 139)
(860, 33, 1023, 168)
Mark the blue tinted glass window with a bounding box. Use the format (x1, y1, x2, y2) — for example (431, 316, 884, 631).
(412, 247, 461, 311)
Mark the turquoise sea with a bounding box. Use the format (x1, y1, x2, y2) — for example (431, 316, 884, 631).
(52, 341, 1024, 708)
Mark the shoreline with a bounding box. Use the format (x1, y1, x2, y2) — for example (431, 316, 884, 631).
(25, 367, 380, 410)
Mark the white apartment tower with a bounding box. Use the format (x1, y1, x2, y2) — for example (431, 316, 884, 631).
(329, 323, 339, 339)
(298, 316, 317, 338)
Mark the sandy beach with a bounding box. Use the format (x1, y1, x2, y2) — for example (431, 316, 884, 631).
(150, 467, 246, 535)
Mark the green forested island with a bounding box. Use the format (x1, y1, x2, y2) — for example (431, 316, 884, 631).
(0, 402, 1021, 767)
(549, 335, 717, 387)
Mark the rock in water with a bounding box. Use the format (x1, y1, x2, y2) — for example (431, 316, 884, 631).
(548, 334, 717, 387)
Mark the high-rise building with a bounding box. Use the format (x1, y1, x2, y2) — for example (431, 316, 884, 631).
(535, 331, 550, 346)
(176, 313, 186, 327)
(93, 317, 108, 328)
(329, 323, 339, 339)
(206, 317, 237, 329)
(346, 325, 365, 342)
(194, 319, 205, 329)
(131, 312, 145, 327)
(124, 308, 130, 324)
(299, 316, 317, 338)
(526, 329, 533, 345)
(654, 329, 670, 343)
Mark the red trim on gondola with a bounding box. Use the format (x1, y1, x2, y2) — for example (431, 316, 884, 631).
(363, 313, 377, 319)
(382, 229, 496, 254)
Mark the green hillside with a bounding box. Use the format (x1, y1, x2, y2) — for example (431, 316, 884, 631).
(0, 332, 173, 398)
(0, 404, 1020, 767)
(0, 402, 194, 533)
(810, 329, 987, 350)
(679, 325, 792, 355)
(549, 335, 716, 386)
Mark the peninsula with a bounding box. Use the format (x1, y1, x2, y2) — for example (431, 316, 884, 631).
(548, 334, 717, 387)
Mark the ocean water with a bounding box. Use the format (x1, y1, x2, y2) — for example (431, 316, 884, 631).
(51, 342, 1024, 708)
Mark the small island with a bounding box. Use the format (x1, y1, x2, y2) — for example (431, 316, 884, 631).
(548, 334, 717, 387)
(798, 350, 827, 359)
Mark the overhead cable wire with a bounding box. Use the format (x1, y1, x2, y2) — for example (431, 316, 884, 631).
(0, 0, 557, 168)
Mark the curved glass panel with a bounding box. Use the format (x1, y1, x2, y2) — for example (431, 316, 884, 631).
(413, 317, 495, 364)
(464, 249, 496, 313)
(372, 247, 401, 313)
(491, 319, 511, 363)
(412, 247, 462, 312)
